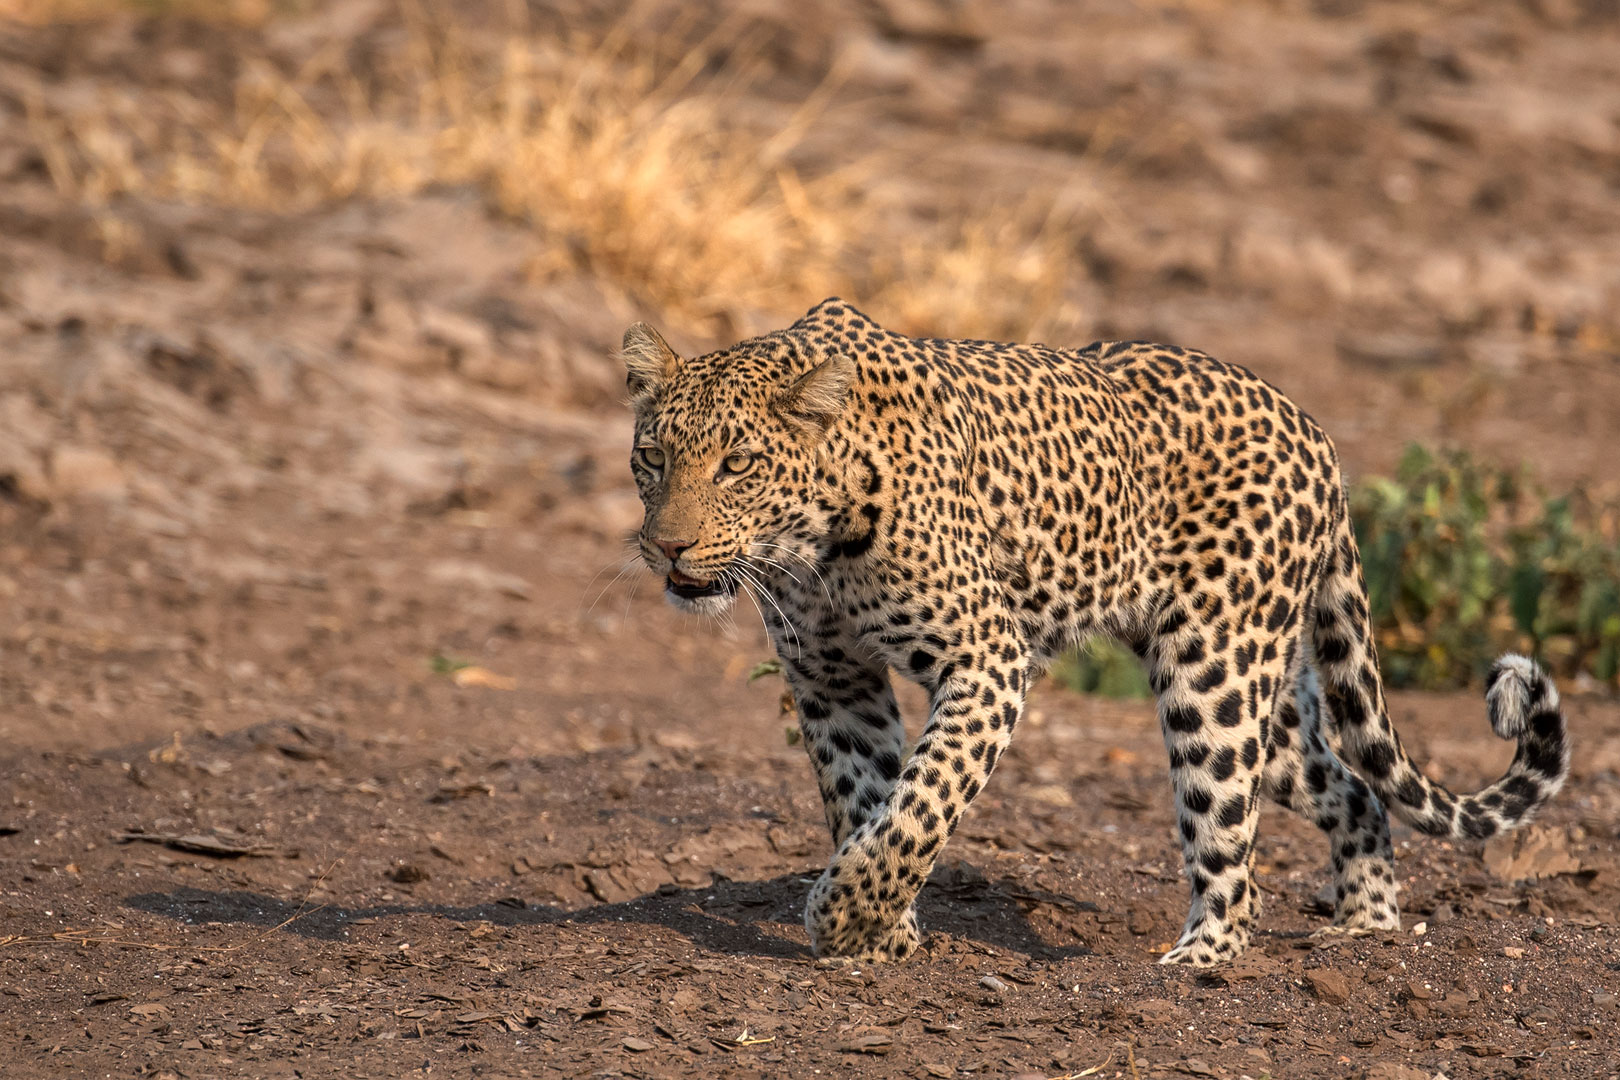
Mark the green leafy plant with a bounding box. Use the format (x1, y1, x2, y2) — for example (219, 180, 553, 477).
(1351, 444, 1504, 688)
(1502, 494, 1620, 686)
(429, 654, 472, 676)
(1049, 637, 1153, 699)
(1351, 445, 1620, 690)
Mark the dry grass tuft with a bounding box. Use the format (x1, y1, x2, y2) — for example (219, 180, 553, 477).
(22, 5, 1089, 341)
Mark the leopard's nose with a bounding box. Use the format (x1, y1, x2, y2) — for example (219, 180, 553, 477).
(653, 538, 694, 561)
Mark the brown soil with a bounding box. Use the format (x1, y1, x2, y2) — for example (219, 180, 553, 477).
(2, 3, 1619, 1079)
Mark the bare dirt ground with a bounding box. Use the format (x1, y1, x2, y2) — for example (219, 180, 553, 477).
(2, 2, 1619, 1078)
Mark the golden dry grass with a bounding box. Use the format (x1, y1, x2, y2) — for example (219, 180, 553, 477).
(20, 4, 1090, 342)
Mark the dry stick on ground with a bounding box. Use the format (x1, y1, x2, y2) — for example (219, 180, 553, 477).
(0, 857, 343, 953)
(1051, 1054, 1114, 1079)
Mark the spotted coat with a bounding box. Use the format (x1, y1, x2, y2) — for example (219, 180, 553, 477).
(621, 299, 1570, 966)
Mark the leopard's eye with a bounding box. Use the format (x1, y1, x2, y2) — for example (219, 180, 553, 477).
(720, 452, 755, 476)
(636, 446, 666, 470)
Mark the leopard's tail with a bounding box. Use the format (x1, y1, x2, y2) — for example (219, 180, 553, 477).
(1310, 517, 1569, 840)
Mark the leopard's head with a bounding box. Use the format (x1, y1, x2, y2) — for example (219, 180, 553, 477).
(619, 320, 854, 615)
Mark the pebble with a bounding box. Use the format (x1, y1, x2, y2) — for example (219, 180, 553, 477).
(1304, 969, 1352, 1004)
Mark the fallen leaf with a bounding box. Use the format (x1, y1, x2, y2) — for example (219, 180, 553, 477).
(452, 667, 516, 691)
(746, 659, 781, 682)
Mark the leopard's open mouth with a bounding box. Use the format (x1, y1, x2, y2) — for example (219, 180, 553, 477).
(665, 570, 737, 600)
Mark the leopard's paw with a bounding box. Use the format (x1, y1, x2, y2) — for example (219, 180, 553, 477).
(805, 875, 920, 962)
(1158, 922, 1250, 967)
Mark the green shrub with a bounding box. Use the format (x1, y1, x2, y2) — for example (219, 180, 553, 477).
(1351, 445, 1504, 688)
(1049, 637, 1154, 699)
(1352, 445, 1620, 690)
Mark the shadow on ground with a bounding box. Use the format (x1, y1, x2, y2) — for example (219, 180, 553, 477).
(126, 864, 1094, 961)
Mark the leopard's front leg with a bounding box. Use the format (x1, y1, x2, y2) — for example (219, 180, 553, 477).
(781, 648, 908, 850)
(778, 645, 914, 957)
(805, 644, 1027, 961)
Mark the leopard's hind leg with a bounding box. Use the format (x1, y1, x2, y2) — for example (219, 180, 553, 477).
(1263, 659, 1400, 933)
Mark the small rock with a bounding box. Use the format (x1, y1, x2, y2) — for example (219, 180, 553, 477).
(1304, 968, 1352, 1004)
(1360, 1063, 1432, 1080)
(1310, 881, 1337, 915)
(1501, 946, 1525, 959)
(869, 0, 985, 47)
(0, 428, 49, 503)
(1335, 331, 1445, 370)
(838, 1032, 893, 1055)
(1483, 825, 1582, 882)
(427, 559, 533, 599)
(358, 438, 466, 504)
(1430, 901, 1455, 924)
(49, 445, 127, 499)
(979, 974, 1010, 994)
(419, 305, 494, 357)
(1411, 921, 1427, 936)
(1434, 990, 1478, 1018)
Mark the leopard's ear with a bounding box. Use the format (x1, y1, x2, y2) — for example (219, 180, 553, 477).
(620, 322, 678, 403)
(776, 354, 856, 436)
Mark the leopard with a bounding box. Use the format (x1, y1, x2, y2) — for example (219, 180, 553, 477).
(619, 297, 1570, 966)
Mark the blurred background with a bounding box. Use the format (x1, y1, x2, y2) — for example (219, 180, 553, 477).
(3, 6, 1620, 1073)
(1, 0, 1618, 751)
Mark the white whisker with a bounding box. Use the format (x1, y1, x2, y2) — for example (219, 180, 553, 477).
(733, 560, 802, 658)
(754, 541, 834, 607)
(748, 554, 803, 585)
(581, 553, 645, 618)
(618, 569, 645, 629)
